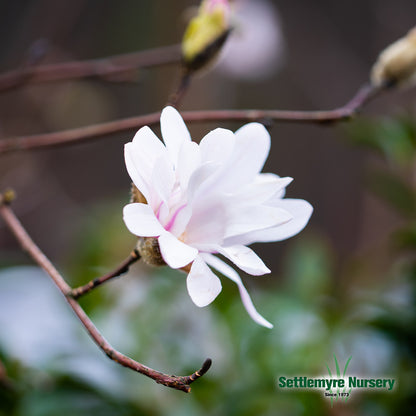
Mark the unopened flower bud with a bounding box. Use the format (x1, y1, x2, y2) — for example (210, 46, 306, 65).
(371, 27, 416, 87)
(182, 0, 232, 71)
(136, 237, 166, 266)
(131, 188, 165, 265)
(0, 189, 16, 205)
(130, 183, 147, 204)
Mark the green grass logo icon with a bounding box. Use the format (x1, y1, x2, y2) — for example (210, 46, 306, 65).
(325, 354, 352, 406)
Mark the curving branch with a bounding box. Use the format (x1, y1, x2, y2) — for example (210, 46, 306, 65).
(70, 249, 141, 299)
(0, 83, 382, 155)
(0, 44, 181, 93)
(0, 191, 211, 393)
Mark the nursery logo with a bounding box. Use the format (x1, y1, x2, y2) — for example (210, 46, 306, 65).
(277, 355, 396, 406)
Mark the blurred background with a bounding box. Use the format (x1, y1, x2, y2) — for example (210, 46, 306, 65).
(0, 0, 415, 415)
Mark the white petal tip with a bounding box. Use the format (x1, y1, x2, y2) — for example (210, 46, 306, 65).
(192, 297, 216, 308)
(187, 257, 222, 307)
(253, 314, 274, 328)
(251, 313, 274, 329)
(158, 232, 198, 269)
(161, 106, 183, 123)
(122, 203, 164, 237)
(162, 105, 176, 111)
(248, 266, 271, 276)
(161, 106, 174, 115)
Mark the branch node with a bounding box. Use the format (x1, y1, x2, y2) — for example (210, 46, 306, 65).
(0, 203, 211, 393)
(183, 358, 212, 385)
(69, 249, 141, 299)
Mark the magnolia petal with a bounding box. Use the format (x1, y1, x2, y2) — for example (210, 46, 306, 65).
(217, 245, 270, 276)
(123, 203, 165, 237)
(236, 174, 293, 204)
(224, 205, 293, 239)
(160, 106, 191, 167)
(125, 126, 171, 207)
(202, 253, 273, 328)
(187, 161, 221, 202)
(225, 199, 313, 246)
(131, 125, 167, 156)
(186, 256, 222, 307)
(177, 141, 202, 190)
(128, 126, 168, 176)
(157, 202, 170, 225)
(234, 122, 270, 173)
(218, 122, 271, 190)
(151, 155, 175, 205)
(166, 203, 193, 237)
(186, 197, 227, 247)
(199, 128, 235, 165)
(274, 186, 286, 200)
(158, 231, 198, 269)
(124, 142, 150, 203)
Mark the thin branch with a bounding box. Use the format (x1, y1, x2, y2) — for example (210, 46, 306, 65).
(167, 70, 192, 108)
(0, 193, 211, 393)
(0, 44, 181, 93)
(0, 83, 382, 155)
(70, 249, 141, 299)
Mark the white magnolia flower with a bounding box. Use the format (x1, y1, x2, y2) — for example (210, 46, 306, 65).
(123, 106, 312, 328)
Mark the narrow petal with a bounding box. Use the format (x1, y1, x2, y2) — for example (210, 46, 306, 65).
(177, 141, 201, 190)
(189, 126, 273, 198)
(160, 106, 191, 166)
(167, 204, 193, 237)
(157, 201, 170, 225)
(151, 155, 175, 204)
(235, 174, 293, 204)
(199, 128, 235, 164)
(131, 125, 166, 152)
(187, 129, 237, 198)
(158, 231, 198, 269)
(216, 245, 270, 276)
(186, 256, 222, 307)
(202, 253, 273, 328)
(225, 199, 313, 246)
(233, 122, 270, 174)
(128, 126, 169, 178)
(185, 197, 227, 247)
(124, 142, 150, 202)
(224, 204, 293, 239)
(123, 203, 165, 237)
(217, 122, 271, 190)
(187, 161, 221, 202)
(125, 126, 170, 206)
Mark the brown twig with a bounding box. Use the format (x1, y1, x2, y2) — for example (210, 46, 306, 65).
(167, 70, 192, 108)
(0, 83, 381, 155)
(0, 44, 181, 93)
(0, 193, 211, 392)
(70, 249, 141, 299)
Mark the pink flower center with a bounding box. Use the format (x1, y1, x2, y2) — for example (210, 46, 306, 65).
(155, 201, 163, 220)
(164, 204, 187, 232)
